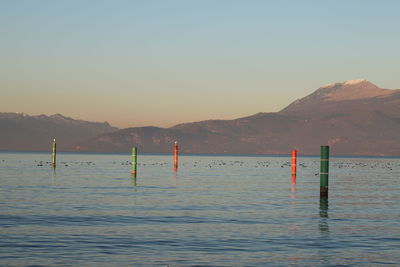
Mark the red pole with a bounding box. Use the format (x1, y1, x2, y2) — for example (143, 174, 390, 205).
(291, 149, 297, 177)
(174, 141, 178, 171)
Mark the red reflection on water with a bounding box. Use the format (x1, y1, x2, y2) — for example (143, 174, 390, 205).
(172, 171, 177, 188)
(291, 174, 296, 190)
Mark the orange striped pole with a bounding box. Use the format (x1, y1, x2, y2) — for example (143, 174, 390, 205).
(291, 149, 297, 177)
(174, 141, 178, 171)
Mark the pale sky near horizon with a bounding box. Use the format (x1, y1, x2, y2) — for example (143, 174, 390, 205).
(1, 0, 400, 128)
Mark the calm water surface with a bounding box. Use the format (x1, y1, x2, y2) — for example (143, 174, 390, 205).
(0, 152, 399, 266)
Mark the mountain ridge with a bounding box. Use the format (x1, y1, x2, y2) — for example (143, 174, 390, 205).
(1, 79, 400, 156)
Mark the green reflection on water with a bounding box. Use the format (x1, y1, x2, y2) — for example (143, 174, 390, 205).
(319, 198, 329, 233)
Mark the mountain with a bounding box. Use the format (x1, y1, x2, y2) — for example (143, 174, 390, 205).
(77, 79, 400, 156)
(0, 113, 118, 151)
(281, 79, 400, 117)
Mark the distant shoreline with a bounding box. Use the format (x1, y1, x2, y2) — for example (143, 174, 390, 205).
(1, 150, 399, 159)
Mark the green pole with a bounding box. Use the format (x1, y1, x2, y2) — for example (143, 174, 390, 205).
(320, 145, 329, 198)
(52, 139, 56, 168)
(131, 147, 137, 175)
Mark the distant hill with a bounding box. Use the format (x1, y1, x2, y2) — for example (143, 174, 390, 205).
(0, 113, 118, 151)
(77, 79, 400, 156)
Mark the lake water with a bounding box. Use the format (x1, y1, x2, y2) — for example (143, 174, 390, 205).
(0, 152, 399, 266)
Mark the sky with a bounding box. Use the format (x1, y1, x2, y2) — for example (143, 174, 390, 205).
(1, 0, 400, 128)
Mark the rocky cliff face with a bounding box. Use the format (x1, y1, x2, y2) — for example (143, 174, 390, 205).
(78, 80, 400, 156)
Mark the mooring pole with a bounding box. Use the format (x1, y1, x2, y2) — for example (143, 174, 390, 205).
(131, 147, 137, 176)
(174, 141, 178, 171)
(320, 146, 329, 198)
(52, 139, 56, 168)
(291, 149, 297, 176)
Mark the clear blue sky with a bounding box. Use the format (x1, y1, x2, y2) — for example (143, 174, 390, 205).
(1, 0, 399, 128)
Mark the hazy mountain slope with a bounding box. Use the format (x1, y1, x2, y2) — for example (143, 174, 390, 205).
(0, 113, 118, 151)
(80, 113, 303, 154)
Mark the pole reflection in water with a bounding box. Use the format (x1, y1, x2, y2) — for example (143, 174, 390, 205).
(290, 174, 297, 212)
(319, 198, 329, 233)
(291, 174, 296, 187)
(51, 167, 56, 185)
(290, 177, 296, 197)
(290, 176, 297, 234)
(172, 171, 177, 188)
(131, 173, 137, 187)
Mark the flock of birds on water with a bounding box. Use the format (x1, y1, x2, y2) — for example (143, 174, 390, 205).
(0, 158, 397, 172)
